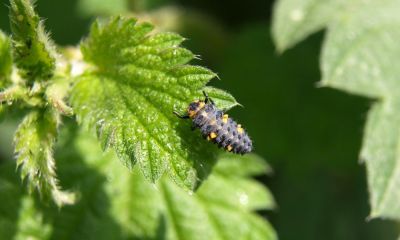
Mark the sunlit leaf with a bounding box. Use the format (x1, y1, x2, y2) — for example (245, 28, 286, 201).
(272, 0, 344, 52)
(0, 163, 51, 240)
(0, 129, 276, 239)
(273, 0, 400, 220)
(71, 16, 239, 190)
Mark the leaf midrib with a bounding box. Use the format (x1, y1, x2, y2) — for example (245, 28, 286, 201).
(159, 180, 184, 240)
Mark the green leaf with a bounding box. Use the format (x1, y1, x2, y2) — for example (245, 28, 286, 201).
(272, 0, 345, 52)
(0, 128, 276, 239)
(44, 126, 124, 240)
(71, 16, 239, 190)
(0, 31, 13, 87)
(77, 0, 128, 17)
(14, 197, 53, 240)
(14, 109, 75, 206)
(105, 157, 276, 240)
(322, 0, 400, 220)
(93, 134, 276, 240)
(0, 105, 5, 119)
(63, 130, 276, 239)
(272, 0, 400, 220)
(9, 0, 56, 81)
(204, 86, 241, 110)
(0, 163, 22, 240)
(0, 162, 51, 240)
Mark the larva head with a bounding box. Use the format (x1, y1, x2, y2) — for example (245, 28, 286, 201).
(187, 100, 205, 118)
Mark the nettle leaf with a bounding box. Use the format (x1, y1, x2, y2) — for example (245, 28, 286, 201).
(273, 0, 400, 220)
(272, 0, 345, 52)
(322, 0, 400, 220)
(0, 163, 52, 240)
(0, 163, 22, 240)
(14, 197, 53, 240)
(91, 133, 276, 240)
(106, 156, 276, 240)
(0, 31, 13, 87)
(71, 16, 239, 190)
(0, 129, 276, 239)
(77, 0, 128, 17)
(14, 109, 75, 206)
(9, 0, 56, 81)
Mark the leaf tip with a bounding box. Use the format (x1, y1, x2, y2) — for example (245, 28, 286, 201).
(316, 80, 329, 88)
(273, 41, 287, 55)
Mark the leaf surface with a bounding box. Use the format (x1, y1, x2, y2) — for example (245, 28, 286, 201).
(273, 0, 400, 219)
(106, 155, 276, 240)
(71, 17, 239, 190)
(272, 0, 344, 51)
(77, 0, 128, 17)
(0, 163, 51, 240)
(0, 130, 276, 239)
(0, 31, 13, 87)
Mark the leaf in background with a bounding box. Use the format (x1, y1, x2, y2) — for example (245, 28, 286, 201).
(321, 0, 400, 220)
(0, 128, 276, 239)
(14, 109, 75, 206)
(71, 16, 239, 190)
(86, 131, 276, 239)
(272, 0, 400, 220)
(9, 0, 56, 81)
(272, 0, 344, 52)
(14, 197, 53, 240)
(77, 0, 128, 17)
(0, 162, 51, 240)
(0, 163, 22, 240)
(0, 31, 12, 87)
(76, 0, 171, 17)
(60, 130, 276, 240)
(106, 154, 276, 240)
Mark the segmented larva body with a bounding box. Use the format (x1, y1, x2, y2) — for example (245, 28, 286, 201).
(175, 92, 252, 154)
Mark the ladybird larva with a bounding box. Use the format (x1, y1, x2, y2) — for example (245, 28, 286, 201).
(174, 91, 252, 154)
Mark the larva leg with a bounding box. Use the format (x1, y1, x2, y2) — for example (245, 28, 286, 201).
(173, 110, 189, 119)
(202, 91, 215, 105)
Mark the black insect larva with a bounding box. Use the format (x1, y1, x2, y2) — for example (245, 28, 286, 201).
(174, 91, 252, 154)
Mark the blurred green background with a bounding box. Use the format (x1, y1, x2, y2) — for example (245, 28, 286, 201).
(0, 0, 399, 239)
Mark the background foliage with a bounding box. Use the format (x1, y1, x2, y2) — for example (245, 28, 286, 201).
(273, 0, 400, 221)
(1, 0, 400, 239)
